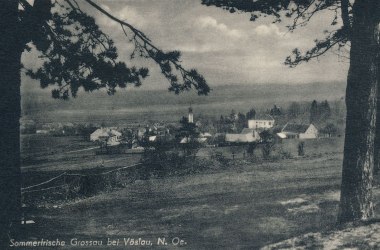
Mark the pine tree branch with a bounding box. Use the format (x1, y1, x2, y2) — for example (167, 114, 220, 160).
(82, 0, 210, 95)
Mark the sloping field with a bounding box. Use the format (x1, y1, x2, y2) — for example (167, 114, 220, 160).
(18, 136, 380, 249)
(20, 152, 375, 249)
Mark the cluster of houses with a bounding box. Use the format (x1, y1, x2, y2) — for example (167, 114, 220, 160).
(86, 107, 320, 149)
(25, 105, 321, 149)
(225, 113, 318, 144)
(89, 123, 172, 149)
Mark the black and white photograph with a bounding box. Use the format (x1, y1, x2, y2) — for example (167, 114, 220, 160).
(1, 0, 380, 249)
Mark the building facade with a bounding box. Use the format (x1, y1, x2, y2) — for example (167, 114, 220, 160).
(248, 114, 275, 129)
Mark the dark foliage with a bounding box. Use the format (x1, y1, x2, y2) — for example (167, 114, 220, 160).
(270, 105, 282, 116)
(246, 108, 256, 120)
(310, 100, 331, 123)
(19, 0, 210, 99)
(259, 130, 276, 159)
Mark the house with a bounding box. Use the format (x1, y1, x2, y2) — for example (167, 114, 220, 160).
(281, 123, 318, 139)
(248, 114, 275, 129)
(90, 128, 122, 145)
(225, 128, 260, 143)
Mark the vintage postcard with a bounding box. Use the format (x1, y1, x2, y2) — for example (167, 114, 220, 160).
(2, 0, 380, 249)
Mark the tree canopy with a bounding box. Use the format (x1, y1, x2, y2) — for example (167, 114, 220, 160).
(201, 0, 352, 67)
(20, 0, 210, 99)
(1, 0, 212, 244)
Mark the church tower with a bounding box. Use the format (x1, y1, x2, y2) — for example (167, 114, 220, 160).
(188, 106, 194, 123)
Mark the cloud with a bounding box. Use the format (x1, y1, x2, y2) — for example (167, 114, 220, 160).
(175, 44, 220, 53)
(97, 4, 147, 29)
(196, 16, 243, 39)
(254, 24, 286, 37)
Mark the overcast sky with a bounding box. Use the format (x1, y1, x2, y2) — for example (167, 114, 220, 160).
(22, 0, 349, 91)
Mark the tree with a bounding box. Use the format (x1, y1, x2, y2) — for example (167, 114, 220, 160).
(320, 100, 332, 120)
(246, 108, 256, 119)
(177, 117, 202, 156)
(178, 117, 198, 137)
(235, 112, 246, 132)
(229, 109, 237, 121)
(0, 0, 209, 243)
(259, 130, 275, 159)
(287, 102, 301, 119)
(310, 100, 319, 123)
(270, 104, 282, 116)
(202, 0, 380, 224)
(310, 100, 332, 123)
(321, 123, 338, 138)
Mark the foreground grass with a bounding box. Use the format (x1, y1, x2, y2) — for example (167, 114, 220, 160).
(19, 136, 380, 249)
(20, 152, 363, 249)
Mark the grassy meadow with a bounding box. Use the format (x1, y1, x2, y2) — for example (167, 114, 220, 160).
(19, 133, 380, 249)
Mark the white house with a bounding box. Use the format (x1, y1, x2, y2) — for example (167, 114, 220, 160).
(248, 114, 275, 129)
(281, 123, 318, 139)
(225, 128, 260, 143)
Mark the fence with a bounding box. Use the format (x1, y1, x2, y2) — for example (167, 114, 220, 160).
(21, 163, 143, 206)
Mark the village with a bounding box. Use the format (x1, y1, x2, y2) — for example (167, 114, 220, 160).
(19, 97, 349, 249)
(21, 99, 342, 162)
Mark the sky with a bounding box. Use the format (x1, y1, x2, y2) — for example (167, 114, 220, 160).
(22, 0, 350, 92)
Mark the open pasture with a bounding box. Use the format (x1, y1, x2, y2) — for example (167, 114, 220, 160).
(19, 136, 380, 249)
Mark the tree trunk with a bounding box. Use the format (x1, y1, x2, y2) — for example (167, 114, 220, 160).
(0, 0, 23, 246)
(338, 1, 380, 224)
(374, 98, 380, 175)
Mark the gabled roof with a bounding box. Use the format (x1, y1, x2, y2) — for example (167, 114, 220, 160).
(282, 123, 311, 134)
(250, 114, 274, 121)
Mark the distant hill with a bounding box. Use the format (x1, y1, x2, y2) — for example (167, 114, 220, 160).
(21, 82, 346, 125)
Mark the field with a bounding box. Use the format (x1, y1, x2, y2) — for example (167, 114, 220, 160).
(19, 134, 380, 249)
(21, 135, 142, 188)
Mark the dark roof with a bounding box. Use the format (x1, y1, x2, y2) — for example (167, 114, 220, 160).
(252, 114, 274, 121)
(282, 123, 311, 133)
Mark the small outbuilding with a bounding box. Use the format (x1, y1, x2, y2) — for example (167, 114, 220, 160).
(281, 123, 318, 139)
(225, 128, 260, 143)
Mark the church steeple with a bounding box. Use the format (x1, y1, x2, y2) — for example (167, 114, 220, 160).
(188, 105, 194, 123)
